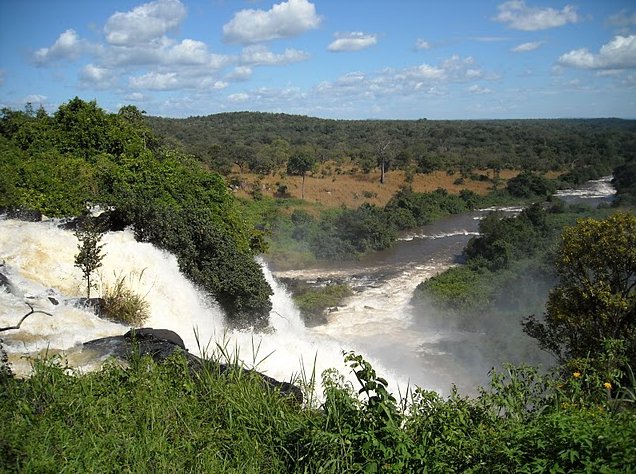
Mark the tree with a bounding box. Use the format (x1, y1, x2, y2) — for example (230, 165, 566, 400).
(74, 219, 105, 299)
(523, 212, 636, 366)
(377, 139, 392, 184)
(287, 153, 315, 200)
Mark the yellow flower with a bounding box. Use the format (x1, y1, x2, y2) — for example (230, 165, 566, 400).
(573, 371, 581, 378)
(603, 382, 612, 390)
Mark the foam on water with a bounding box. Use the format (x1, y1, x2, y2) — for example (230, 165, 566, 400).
(0, 218, 407, 394)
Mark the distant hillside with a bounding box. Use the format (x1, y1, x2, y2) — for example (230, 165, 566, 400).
(147, 113, 636, 183)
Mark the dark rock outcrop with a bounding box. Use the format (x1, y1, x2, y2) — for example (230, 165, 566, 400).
(0, 272, 15, 295)
(0, 207, 42, 222)
(67, 297, 106, 315)
(58, 210, 127, 233)
(83, 328, 302, 403)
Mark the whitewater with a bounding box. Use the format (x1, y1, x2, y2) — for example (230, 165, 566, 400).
(0, 176, 616, 395)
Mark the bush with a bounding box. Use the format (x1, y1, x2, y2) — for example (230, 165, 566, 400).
(101, 275, 150, 326)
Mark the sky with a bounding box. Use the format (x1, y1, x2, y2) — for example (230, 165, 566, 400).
(0, 0, 635, 120)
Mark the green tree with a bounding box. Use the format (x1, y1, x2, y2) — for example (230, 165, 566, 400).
(74, 219, 105, 299)
(287, 153, 316, 200)
(523, 212, 636, 366)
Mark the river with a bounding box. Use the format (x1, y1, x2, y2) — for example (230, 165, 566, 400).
(0, 177, 616, 396)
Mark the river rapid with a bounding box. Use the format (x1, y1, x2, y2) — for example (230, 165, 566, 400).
(0, 177, 616, 396)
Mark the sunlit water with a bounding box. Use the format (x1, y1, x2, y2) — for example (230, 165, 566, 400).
(0, 177, 616, 396)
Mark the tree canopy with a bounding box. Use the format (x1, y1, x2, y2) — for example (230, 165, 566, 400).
(0, 98, 272, 325)
(524, 212, 636, 367)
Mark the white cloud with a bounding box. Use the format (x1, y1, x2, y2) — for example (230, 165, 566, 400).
(327, 32, 378, 52)
(240, 45, 310, 65)
(468, 84, 492, 94)
(166, 39, 210, 65)
(316, 55, 486, 103)
(512, 41, 543, 52)
(405, 64, 445, 80)
(104, 0, 186, 46)
(34, 29, 87, 64)
(228, 92, 250, 102)
(415, 39, 431, 50)
(494, 1, 578, 31)
(558, 35, 636, 69)
(24, 94, 47, 104)
(129, 71, 180, 90)
(80, 64, 117, 89)
(222, 0, 321, 45)
(124, 92, 147, 101)
(228, 66, 253, 81)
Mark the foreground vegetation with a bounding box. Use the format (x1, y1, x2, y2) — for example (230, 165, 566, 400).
(1, 347, 634, 473)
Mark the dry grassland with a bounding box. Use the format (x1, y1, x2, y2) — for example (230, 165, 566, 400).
(230, 163, 522, 209)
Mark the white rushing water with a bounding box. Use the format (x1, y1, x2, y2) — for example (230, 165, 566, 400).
(0, 176, 617, 394)
(0, 218, 404, 394)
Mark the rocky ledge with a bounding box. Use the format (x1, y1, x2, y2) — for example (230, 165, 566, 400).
(83, 328, 303, 404)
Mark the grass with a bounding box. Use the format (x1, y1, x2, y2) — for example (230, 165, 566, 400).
(231, 164, 522, 210)
(1, 350, 635, 473)
(101, 272, 150, 326)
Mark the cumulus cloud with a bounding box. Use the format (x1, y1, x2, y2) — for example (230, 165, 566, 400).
(80, 64, 117, 89)
(128, 69, 229, 91)
(468, 84, 492, 94)
(228, 92, 250, 102)
(129, 71, 180, 90)
(327, 32, 378, 52)
(415, 39, 431, 50)
(240, 45, 310, 65)
(512, 41, 543, 52)
(34, 29, 87, 64)
(104, 0, 186, 46)
(316, 55, 485, 101)
(222, 0, 321, 45)
(558, 35, 636, 69)
(494, 0, 578, 31)
(228, 66, 253, 81)
(124, 92, 147, 101)
(165, 39, 210, 65)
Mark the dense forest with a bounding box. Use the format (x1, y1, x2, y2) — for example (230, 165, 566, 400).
(1, 99, 635, 472)
(148, 112, 636, 185)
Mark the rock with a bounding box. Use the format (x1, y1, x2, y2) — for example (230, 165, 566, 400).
(0, 273, 14, 295)
(83, 328, 303, 404)
(0, 207, 42, 222)
(58, 210, 127, 233)
(68, 297, 106, 315)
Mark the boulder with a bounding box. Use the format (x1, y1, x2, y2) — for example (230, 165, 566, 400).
(0, 207, 42, 222)
(83, 328, 302, 404)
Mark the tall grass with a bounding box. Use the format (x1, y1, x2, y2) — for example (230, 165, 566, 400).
(101, 271, 150, 326)
(1, 351, 634, 473)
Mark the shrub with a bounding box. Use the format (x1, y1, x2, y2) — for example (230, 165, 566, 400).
(101, 275, 150, 326)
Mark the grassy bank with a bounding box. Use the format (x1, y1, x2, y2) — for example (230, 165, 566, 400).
(1, 349, 634, 473)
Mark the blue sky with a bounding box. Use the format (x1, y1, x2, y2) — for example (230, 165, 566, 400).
(1, 0, 634, 119)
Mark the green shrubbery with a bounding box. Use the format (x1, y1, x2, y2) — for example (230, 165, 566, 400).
(1, 350, 634, 473)
(0, 98, 272, 326)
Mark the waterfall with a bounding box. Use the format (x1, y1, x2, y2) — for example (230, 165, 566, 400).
(0, 217, 405, 394)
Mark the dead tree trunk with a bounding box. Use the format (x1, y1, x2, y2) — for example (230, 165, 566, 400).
(0, 303, 52, 332)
